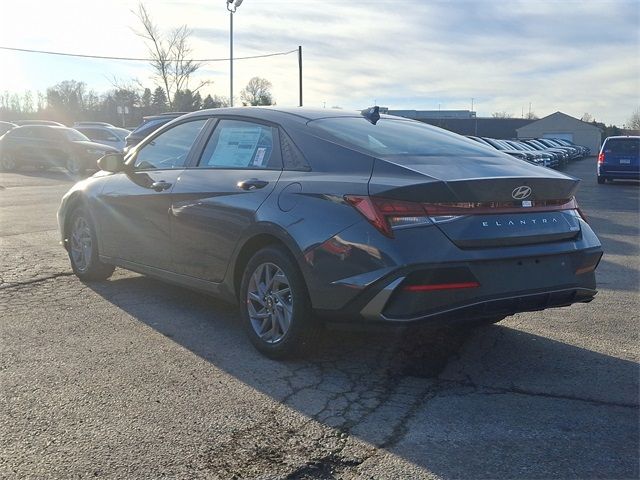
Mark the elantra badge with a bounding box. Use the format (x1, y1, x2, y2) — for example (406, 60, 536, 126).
(512, 185, 532, 200)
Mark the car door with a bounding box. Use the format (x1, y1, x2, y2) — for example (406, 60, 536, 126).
(96, 118, 209, 270)
(170, 118, 283, 282)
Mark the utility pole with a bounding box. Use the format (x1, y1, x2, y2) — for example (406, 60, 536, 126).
(226, 0, 244, 107)
(298, 45, 303, 107)
(471, 97, 474, 113)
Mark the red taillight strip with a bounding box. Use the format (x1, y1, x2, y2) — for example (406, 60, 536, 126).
(402, 281, 480, 292)
(422, 198, 578, 216)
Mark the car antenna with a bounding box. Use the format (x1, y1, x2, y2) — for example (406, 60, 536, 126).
(360, 106, 380, 125)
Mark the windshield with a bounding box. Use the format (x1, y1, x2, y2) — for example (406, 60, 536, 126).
(64, 128, 90, 141)
(309, 117, 494, 158)
(109, 127, 130, 138)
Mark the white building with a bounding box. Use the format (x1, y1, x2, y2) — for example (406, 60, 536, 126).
(516, 111, 602, 155)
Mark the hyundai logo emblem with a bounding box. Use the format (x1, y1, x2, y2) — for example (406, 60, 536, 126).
(512, 185, 532, 200)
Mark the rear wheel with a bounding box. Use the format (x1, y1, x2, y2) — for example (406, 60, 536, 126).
(597, 176, 606, 184)
(0, 152, 17, 171)
(67, 207, 115, 281)
(66, 155, 85, 176)
(239, 246, 317, 359)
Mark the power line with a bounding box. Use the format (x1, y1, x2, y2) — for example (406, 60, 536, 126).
(0, 45, 298, 62)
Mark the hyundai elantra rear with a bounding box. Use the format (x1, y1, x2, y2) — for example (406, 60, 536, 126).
(58, 107, 603, 358)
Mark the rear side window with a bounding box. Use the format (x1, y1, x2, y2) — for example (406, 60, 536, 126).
(604, 138, 639, 155)
(197, 119, 278, 169)
(309, 117, 493, 159)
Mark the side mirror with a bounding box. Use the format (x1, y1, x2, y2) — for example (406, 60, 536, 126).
(97, 152, 126, 172)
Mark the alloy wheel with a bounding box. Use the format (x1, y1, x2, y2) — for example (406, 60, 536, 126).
(246, 262, 293, 344)
(70, 215, 92, 273)
(66, 157, 81, 175)
(0, 155, 16, 171)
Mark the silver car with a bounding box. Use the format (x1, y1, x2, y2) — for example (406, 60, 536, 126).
(75, 126, 129, 152)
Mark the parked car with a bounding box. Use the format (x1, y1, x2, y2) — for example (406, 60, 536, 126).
(524, 139, 570, 167)
(124, 112, 188, 153)
(467, 136, 543, 166)
(553, 138, 590, 157)
(75, 125, 129, 152)
(12, 120, 65, 127)
(502, 140, 554, 168)
(0, 121, 16, 136)
(536, 138, 581, 160)
(0, 125, 118, 174)
(57, 107, 603, 358)
(73, 121, 116, 128)
(597, 136, 639, 184)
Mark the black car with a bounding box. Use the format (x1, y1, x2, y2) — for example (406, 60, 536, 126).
(57, 107, 603, 358)
(0, 125, 118, 174)
(123, 112, 188, 153)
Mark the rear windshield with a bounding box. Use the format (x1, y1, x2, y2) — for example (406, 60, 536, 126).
(604, 138, 639, 155)
(309, 117, 493, 158)
(132, 118, 170, 136)
(64, 128, 89, 141)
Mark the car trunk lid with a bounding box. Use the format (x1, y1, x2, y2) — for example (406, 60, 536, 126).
(368, 156, 582, 247)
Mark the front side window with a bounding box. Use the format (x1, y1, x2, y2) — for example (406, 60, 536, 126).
(134, 119, 206, 170)
(198, 119, 277, 169)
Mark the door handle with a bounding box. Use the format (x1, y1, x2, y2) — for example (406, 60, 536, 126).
(150, 180, 172, 192)
(237, 178, 269, 191)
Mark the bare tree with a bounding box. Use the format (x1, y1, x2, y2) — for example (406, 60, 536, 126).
(525, 111, 539, 120)
(580, 112, 594, 123)
(240, 77, 274, 106)
(491, 111, 513, 119)
(627, 107, 640, 130)
(133, 2, 209, 110)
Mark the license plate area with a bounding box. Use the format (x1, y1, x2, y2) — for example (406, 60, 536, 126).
(620, 159, 631, 164)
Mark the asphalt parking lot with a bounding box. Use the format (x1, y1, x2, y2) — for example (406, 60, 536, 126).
(1, 159, 638, 479)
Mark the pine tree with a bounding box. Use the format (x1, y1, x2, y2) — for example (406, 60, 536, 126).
(151, 86, 168, 113)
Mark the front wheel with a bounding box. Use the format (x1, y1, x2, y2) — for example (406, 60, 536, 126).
(239, 246, 317, 359)
(67, 207, 115, 281)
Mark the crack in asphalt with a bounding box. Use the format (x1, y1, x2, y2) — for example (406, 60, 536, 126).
(440, 379, 640, 409)
(0, 272, 73, 290)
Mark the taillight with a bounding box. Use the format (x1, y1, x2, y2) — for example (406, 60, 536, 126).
(345, 195, 583, 238)
(344, 196, 430, 238)
(598, 152, 605, 164)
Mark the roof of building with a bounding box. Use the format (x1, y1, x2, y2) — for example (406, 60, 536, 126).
(516, 111, 603, 132)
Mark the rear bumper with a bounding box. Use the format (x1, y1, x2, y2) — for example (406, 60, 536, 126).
(316, 248, 602, 325)
(598, 165, 640, 179)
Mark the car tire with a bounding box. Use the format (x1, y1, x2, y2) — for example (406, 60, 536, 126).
(67, 207, 115, 281)
(597, 176, 606, 184)
(239, 245, 318, 359)
(0, 152, 17, 171)
(66, 155, 85, 176)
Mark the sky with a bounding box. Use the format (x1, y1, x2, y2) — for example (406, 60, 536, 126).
(0, 0, 638, 125)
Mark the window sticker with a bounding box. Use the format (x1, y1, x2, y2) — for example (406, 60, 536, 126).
(253, 147, 267, 167)
(208, 126, 261, 167)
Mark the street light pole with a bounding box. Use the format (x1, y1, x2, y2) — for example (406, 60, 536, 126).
(226, 0, 243, 107)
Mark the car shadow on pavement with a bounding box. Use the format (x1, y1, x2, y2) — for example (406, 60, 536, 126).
(87, 274, 639, 479)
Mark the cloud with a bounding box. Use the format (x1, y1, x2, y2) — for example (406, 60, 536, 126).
(0, 0, 638, 124)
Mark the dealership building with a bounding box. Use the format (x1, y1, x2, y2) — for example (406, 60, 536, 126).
(385, 109, 602, 154)
(516, 111, 603, 155)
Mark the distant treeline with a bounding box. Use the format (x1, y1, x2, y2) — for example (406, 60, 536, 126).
(0, 80, 231, 128)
